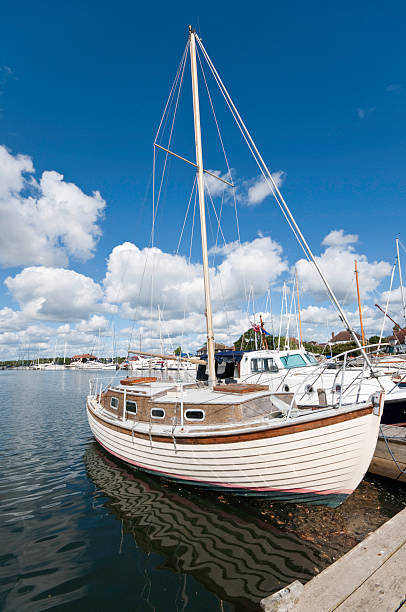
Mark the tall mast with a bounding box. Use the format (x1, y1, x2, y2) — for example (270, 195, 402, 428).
(295, 268, 303, 348)
(354, 260, 365, 347)
(396, 237, 406, 324)
(189, 26, 216, 386)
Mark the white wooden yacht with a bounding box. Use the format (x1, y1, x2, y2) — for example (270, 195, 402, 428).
(86, 26, 383, 506)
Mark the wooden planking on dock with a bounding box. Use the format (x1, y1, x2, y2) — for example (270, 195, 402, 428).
(263, 507, 406, 611)
(368, 424, 406, 482)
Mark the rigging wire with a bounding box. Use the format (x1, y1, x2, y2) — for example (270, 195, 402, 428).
(149, 42, 189, 349)
(196, 46, 247, 301)
(152, 41, 189, 246)
(127, 42, 190, 354)
(196, 36, 309, 262)
(205, 184, 232, 343)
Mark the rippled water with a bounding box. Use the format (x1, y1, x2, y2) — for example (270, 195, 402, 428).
(1, 370, 405, 611)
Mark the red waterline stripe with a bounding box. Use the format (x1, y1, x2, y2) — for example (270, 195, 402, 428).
(93, 433, 353, 497)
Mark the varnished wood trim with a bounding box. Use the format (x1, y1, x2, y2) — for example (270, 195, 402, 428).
(87, 402, 373, 446)
(213, 383, 269, 394)
(120, 377, 157, 385)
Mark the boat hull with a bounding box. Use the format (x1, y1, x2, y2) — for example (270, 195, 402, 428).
(86, 398, 380, 507)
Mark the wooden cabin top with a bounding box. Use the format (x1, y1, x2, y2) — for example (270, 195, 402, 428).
(111, 381, 272, 405)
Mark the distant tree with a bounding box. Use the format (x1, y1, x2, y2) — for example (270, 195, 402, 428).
(303, 341, 325, 354)
(234, 327, 280, 351)
(368, 335, 381, 345)
(174, 346, 182, 356)
(234, 328, 256, 351)
(329, 341, 359, 358)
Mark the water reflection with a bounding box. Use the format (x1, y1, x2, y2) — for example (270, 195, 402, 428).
(84, 443, 321, 610)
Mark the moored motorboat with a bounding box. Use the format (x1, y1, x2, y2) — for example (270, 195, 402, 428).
(197, 345, 406, 425)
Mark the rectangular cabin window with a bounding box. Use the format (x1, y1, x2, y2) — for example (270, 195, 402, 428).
(151, 408, 165, 419)
(110, 397, 119, 410)
(305, 353, 318, 365)
(280, 354, 307, 369)
(251, 358, 278, 373)
(126, 400, 137, 415)
(185, 409, 205, 421)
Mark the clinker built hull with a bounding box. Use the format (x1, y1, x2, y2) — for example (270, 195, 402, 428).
(87, 397, 380, 507)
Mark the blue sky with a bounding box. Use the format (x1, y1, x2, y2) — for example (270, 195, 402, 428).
(0, 1, 405, 359)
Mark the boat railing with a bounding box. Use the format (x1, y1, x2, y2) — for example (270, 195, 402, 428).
(284, 344, 389, 420)
(89, 375, 120, 400)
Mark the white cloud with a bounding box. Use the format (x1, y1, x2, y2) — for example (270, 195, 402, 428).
(379, 286, 406, 325)
(296, 231, 391, 304)
(5, 266, 107, 321)
(103, 237, 287, 319)
(204, 169, 233, 198)
(0, 306, 27, 333)
(385, 83, 402, 93)
(0, 145, 105, 267)
(357, 107, 375, 119)
(75, 314, 109, 333)
(322, 229, 358, 247)
(246, 171, 285, 206)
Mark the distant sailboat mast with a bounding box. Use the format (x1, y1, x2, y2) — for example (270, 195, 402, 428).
(396, 237, 406, 324)
(354, 260, 366, 347)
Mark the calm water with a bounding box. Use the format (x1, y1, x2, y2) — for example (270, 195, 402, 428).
(1, 370, 405, 611)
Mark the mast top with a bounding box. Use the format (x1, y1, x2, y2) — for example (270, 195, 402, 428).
(188, 25, 195, 34)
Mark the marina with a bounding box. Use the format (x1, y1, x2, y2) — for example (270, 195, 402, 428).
(1, 5, 406, 612)
(1, 369, 406, 611)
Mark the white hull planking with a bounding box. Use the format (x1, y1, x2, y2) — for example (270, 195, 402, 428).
(86, 398, 380, 503)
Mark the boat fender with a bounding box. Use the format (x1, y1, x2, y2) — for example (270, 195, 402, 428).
(372, 391, 383, 416)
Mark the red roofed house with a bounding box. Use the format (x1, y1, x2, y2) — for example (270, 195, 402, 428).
(329, 330, 361, 345)
(388, 328, 406, 344)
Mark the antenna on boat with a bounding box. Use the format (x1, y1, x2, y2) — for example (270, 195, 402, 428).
(189, 25, 216, 386)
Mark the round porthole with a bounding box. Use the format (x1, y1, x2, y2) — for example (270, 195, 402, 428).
(305, 385, 314, 394)
(283, 384, 290, 392)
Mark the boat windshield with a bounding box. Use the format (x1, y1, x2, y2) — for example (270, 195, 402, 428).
(279, 354, 308, 369)
(250, 358, 278, 373)
(305, 353, 318, 365)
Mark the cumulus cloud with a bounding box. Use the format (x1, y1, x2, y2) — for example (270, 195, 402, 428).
(204, 169, 233, 198)
(379, 286, 406, 325)
(203, 168, 286, 207)
(296, 231, 391, 304)
(103, 237, 288, 319)
(0, 306, 27, 333)
(0, 145, 105, 267)
(322, 229, 358, 247)
(5, 266, 108, 321)
(246, 171, 285, 206)
(75, 314, 109, 333)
